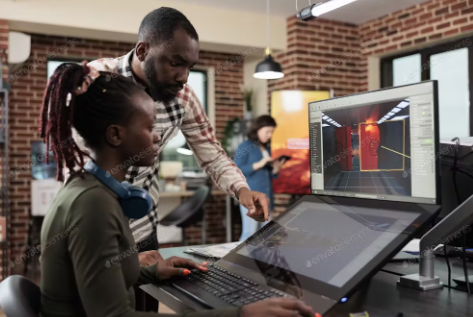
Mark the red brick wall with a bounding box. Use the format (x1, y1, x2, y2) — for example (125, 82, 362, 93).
(269, 16, 365, 100)
(0, 19, 9, 280)
(268, 16, 365, 216)
(359, 0, 473, 91)
(5, 33, 244, 274)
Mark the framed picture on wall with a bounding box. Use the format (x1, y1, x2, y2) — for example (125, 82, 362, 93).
(271, 90, 330, 195)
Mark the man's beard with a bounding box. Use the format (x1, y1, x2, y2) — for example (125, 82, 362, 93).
(143, 60, 177, 105)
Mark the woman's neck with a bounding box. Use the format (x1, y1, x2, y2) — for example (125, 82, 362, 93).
(92, 152, 128, 182)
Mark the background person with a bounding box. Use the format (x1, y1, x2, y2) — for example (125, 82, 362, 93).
(234, 116, 287, 241)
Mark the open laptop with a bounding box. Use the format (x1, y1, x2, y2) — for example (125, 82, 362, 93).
(171, 81, 441, 315)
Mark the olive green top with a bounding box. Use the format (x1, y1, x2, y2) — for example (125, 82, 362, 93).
(40, 172, 239, 317)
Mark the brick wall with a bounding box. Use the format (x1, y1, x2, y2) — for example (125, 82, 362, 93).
(360, 0, 473, 56)
(6, 33, 244, 274)
(0, 19, 9, 280)
(359, 0, 473, 91)
(267, 16, 365, 216)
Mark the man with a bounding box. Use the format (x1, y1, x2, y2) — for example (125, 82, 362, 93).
(72, 7, 270, 264)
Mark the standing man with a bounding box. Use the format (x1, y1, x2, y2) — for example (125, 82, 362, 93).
(72, 7, 269, 261)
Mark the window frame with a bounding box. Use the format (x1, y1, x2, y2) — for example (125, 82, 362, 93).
(381, 35, 473, 135)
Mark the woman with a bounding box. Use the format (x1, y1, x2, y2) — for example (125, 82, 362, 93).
(38, 62, 314, 317)
(234, 116, 286, 241)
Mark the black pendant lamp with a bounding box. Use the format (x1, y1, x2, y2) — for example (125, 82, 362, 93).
(254, 0, 284, 80)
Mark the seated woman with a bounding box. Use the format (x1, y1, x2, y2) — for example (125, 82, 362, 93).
(38, 62, 315, 317)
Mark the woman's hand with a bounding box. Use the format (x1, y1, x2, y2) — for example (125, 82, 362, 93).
(241, 298, 317, 317)
(156, 256, 209, 280)
(138, 250, 164, 266)
(272, 158, 287, 174)
(253, 157, 273, 171)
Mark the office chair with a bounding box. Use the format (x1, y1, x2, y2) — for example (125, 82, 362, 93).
(0, 275, 41, 317)
(160, 185, 211, 245)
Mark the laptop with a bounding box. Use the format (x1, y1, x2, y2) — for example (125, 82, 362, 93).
(171, 81, 441, 315)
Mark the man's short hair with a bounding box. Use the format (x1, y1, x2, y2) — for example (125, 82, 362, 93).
(138, 7, 199, 46)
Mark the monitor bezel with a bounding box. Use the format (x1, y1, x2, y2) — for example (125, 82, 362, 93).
(307, 80, 441, 206)
(220, 195, 440, 301)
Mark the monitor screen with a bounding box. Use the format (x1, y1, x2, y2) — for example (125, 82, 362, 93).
(236, 200, 419, 288)
(309, 81, 439, 204)
(222, 195, 439, 301)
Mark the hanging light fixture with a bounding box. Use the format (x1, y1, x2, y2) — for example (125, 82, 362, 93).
(254, 0, 284, 80)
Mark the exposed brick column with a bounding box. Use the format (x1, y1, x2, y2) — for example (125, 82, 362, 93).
(0, 19, 9, 281)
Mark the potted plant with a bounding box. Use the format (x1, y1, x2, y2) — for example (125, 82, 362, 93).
(241, 86, 254, 120)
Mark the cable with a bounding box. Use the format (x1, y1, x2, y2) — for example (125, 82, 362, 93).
(462, 234, 471, 295)
(267, 0, 270, 50)
(444, 245, 451, 289)
(450, 137, 471, 295)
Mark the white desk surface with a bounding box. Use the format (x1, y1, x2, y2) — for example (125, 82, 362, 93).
(159, 190, 226, 198)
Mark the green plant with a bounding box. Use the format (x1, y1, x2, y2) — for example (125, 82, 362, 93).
(222, 117, 240, 154)
(242, 87, 253, 112)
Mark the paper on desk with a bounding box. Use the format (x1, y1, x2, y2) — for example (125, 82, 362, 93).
(185, 242, 242, 259)
(441, 137, 473, 147)
(401, 239, 420, 253)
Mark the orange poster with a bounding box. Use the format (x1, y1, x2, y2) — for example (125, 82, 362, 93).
(271, 90, 330, 194)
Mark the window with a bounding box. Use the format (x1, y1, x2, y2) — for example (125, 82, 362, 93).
(160, 69, 209, 171)
(381, 36, 473, 140)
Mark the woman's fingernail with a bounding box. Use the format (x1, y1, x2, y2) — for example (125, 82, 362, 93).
(203, 262, 209, 265)
(200, 266, 209, 271)
(315, 313, 322, 317)
(183, 269, 191, 275)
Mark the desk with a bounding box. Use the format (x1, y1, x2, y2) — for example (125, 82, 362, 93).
(141, 246, 473, 317)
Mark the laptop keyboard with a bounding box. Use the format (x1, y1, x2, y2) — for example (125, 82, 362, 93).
(186, 265, 288, 306)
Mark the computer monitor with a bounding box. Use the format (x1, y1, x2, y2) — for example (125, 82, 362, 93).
(309, 81, 440, 205)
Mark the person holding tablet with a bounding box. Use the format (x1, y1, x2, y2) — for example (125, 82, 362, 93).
(38, 62, 314, 317)
(234, 116, 289, 241)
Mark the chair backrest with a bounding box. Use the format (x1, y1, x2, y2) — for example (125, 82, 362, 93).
(0, 275, 41, 317)
(160, 185, 211, 227)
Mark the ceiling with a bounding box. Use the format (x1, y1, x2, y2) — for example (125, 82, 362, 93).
(170, 0, 431, 24)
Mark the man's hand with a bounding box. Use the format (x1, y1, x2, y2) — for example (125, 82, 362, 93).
(138, 250, 164, 267)
(238, 187, 270, 222)
(241, 298, 316, 317)
(156, 256, 209, 280)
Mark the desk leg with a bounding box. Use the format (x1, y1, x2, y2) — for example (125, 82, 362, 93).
(226, 195, 231, 242)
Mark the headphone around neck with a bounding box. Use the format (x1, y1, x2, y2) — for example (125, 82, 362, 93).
(83, 161, 153, 219)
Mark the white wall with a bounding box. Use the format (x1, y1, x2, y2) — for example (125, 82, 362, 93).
(1, 0, 287, 55)
(243, 56, 269, 117)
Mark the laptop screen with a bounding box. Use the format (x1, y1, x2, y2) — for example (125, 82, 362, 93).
(223, 195, 438, 300)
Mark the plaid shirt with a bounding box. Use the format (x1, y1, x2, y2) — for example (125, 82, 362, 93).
(70, 49, 249, 243)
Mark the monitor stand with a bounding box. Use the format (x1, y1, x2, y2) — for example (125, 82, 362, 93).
(397, 251, 443, 290)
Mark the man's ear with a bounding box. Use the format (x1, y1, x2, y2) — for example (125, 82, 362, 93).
(105, 125, 126, 147)
(135, 41, 150, 62)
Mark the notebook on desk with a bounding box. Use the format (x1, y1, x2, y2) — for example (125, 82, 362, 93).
(185, 242, 242, 259)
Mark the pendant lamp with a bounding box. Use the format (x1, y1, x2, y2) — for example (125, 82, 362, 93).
(253, 0, 284, 80)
